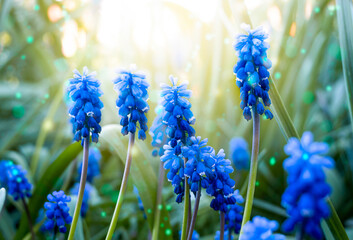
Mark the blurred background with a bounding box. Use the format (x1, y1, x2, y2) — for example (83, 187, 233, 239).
(0, 0, 353, 239)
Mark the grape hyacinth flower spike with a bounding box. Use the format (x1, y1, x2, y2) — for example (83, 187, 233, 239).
(0, 160, 34, 239)
(240, 216, 285, 240)
(229, 137, 250, 170)
(150, 106, 168, 157)
(215, 230, 233, 240)
(281, 132, 334, 239)
(182, 136, 214, 240)
(233, 24, 273, 121)
(106, 66, 150, 240)
(43, 191, 72, 236)
(225, 190, 244, 237)
(159, 75, 196, 240)
(67, 67, 103, 240)
(77, 147, 101, 183)
(233, 24, 273, 236)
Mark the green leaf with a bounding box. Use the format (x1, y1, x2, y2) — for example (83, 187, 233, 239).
(336, 0, 353, 133)
(0, 188, 5, 214)
(14, 142, 82, 240)
(99, 124, 173, 240)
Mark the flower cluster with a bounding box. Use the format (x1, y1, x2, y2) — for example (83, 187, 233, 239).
(233, 24, 273, 121)
(70, 183, 92, 217)
(161, 141, 185, 203)
(281, 132, 334, 239)
(215, 230, 233, 240)
(67, 67, 103, 143)
(113, 67, 150, 140)
(149, 107, 168, 157)
(0, 160, 32, 201)
(160, 75, 196, 203)
(161, 75, 195, 146)
(225, 190, 244, 235)
(229, 137, 250, 170)
(43, 191, 72, 233)
(182, 136, 214, 193)
(240, 216, 285, 240)
(77, 147, 101, 183)
(206, 149, 236, 212)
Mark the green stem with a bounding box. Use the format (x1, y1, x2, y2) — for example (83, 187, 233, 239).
(239, 107, 260, 236)
(68, 137, 89, 240)
(326, 199, 349, 240)
(187, 182, 201, 240)
(105, 133, 135, 240)
(22, 199, 35, 240)
(181, 166, 190, 240)
(151, 163, 165, 240)
(295, 224, 304, 240)
(220, 212, 225, 240)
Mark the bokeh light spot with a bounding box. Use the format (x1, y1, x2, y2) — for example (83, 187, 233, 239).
(101, 211, 106, 218)
(15, 92, 22, 99)
(165, 229, 172, 236)
(12, 105, 25, 118)
(326, 85, 332, 92)
(48, 4, 63, 22)
(34, 4, 40, 11)
(274, 72, 281, 80)
(269, 157, 276, 166)
(314, 7, 320, 13)
(303, 91, 315, 104)
(21, 55, 26, 60)
(166, 204, 172, 211)
(147, 208, 152, 214)
(27, 36, 34, 44)
(158, 204, 163, 210)
(160, 223, 164, 228)
(301, 48, 307, 54)
(255, 181, 260, 187)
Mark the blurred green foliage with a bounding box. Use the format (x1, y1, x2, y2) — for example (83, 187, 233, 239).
(0, 0, 353, 239)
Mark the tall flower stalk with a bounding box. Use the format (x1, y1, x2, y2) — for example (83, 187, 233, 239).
(233, 24, 273, 234)
(106, 67, 149, 240)
(66, 67, 103, 240)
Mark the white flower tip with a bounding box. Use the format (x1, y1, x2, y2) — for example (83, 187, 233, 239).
(240, 23, 251, 33)
(129, 64, 137, 72)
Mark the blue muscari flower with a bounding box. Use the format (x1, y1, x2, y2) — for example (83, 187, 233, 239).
(233, 24, 273, 121)
(225, 189, 244, 235)
(281, 132, 334, 240)
(133, 186, 146, 219)
(160, 75, 195, 146)
(229, 137, 250, 170)
(70, 182, 92, 217)
(160, 75, 196, 203)
(206, 149, 236, 212)
(182, 136, 214, 193)
(240, 216, 286, 240)
(77, 147, 101, 183)
(179, 230, 200, 240)
(43, 191, 72, 233)
(0, 160, 32, 201)
(149, 106, 168, 157)
(215, 230, 233, 240)
(113, 66, 150, 140)
(67, 67, 104, 143)
(161, 141, 185, 203)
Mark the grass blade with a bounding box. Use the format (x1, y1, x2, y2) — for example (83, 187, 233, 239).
(336, 0, 353, 133)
